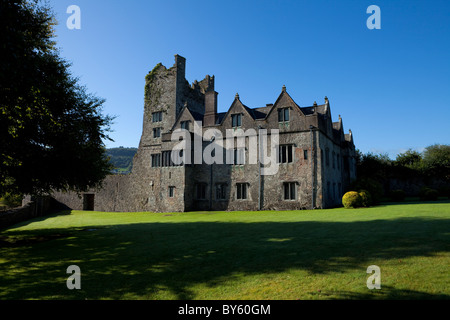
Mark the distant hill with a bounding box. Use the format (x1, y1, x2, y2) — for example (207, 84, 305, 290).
(105, 147, 137, 174)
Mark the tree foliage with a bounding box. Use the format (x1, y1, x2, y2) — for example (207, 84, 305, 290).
(395, 149, 422, 169)
(106, 147, 137, 173)
(354, 145, 450, 201)
(421, 144, 450, 181)
(0, 0, 113, 196)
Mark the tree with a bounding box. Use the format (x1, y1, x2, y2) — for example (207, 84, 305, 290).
(0, 0, 113, 196)
(395, 149, 422, 168)
(355, 150, 391, 183)
(422, 144, 450, 181)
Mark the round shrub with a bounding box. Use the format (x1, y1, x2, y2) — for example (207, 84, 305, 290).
(419, 186, 429, 199)
(358, 190, 372, 207)
(438, 186, 450, 199)
(424, 189, 439, 201)
(390, 189, 406, 202)
(420, 187, 438, 201)
(342, 191, 362, 208)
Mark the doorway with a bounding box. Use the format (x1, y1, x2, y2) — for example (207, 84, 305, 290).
(83, 194, 95, 211)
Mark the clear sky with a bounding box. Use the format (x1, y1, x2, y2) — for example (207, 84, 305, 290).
(48, 0, 449, 158)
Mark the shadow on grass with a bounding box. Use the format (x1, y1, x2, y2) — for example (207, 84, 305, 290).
(0, 216, 449, 300)
(310, 286, 450, 300)
(0, 209, 73, 232)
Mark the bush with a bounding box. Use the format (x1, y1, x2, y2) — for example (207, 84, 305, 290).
(1, 192, 23, 208)
(358, 189, 372, 207)
(419, 187, 439, 201)
(437, 186, 450, 199)
(390, 189, 406, 202)
(342, 191, 362, 208)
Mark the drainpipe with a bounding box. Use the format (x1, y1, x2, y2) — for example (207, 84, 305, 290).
(209, 136, 214, 210)
(258, 126, 262, 211)
(210, 163, 213, 210)
(310, 125, 315, 210)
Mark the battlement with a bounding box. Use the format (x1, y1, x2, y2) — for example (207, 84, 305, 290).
(192, 75, 215, 94)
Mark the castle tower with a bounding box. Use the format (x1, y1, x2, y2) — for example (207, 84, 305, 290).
(139, 55, 187, 148)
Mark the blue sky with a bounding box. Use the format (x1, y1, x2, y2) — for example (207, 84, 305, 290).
(49, 0, 449, 158)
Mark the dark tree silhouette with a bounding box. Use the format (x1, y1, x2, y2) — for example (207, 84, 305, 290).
(0, 0, 114, 196)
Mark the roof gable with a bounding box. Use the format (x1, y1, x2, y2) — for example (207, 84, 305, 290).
(170, 104, 201, 132)
(219, 93, 255, 125)
(265, 86, 304, 119)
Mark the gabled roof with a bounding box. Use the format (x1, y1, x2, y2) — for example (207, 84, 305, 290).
(216, 112, 227, 124)
(246, 107, 268, 120)
(265, 86, 304, 119)
(218, 94, 256, 125)
(170, 104, 204, 132)
(332, 115, 343, 132)
(190, 110, 204, 121)
(345, 129, 353, 143)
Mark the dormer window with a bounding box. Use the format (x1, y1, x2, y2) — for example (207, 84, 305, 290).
(180, 120, 190, 130)
(231, 114, 242, 128)
(278, 107, 289, 122)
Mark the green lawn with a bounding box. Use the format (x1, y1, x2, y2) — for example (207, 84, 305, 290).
(0, 201, 449, 300)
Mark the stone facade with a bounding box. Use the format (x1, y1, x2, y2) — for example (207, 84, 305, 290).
(52, 55, 356, 212)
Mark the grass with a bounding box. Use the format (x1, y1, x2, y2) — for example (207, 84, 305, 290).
(0, 201, 449, 300)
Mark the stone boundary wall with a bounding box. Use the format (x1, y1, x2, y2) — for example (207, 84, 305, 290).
(0, 197, 53, 230)
(387, 177, 448, 196)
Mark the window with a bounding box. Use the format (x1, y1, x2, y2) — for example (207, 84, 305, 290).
(180, 121, 190, 130)
(161, 151, 183, 167)
(231, 114, 242, 128)
(216, 184, 227, 200)
(278, 145, 293, 163)
(325, 148, 330, 167)
(344, 156, 349, 171)
(168, 186, 175, 198)
(333, 183, 336, 200)
(304, 149, 308, 160)
(152, 112, 162, 123)
(337, 154, 340, 170)
(327, 181, 330, 199)
(283, 182, 296, 200)
(234, 148, 245, 165)
(236, 183, 248, 200)
(332, 151, 336, 169)
(162, 151, 174, 167)
(196, 183, 207, 200)
(151, 154, 161, 167)
(153, 127, 161, 138)
(278, 108, 289, 122)
(162, 151, 170, 167)
(172, 149, 184, 166)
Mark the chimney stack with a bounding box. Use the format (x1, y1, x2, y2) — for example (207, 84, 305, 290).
(204, 90, 218, 126)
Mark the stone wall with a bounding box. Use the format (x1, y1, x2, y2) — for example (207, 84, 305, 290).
(0, 197, 53, 230)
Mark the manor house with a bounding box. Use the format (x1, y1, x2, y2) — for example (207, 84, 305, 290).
(53, 55, 356, 212)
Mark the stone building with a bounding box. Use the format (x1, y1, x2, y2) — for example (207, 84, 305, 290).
(52, 55, 357, 212)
